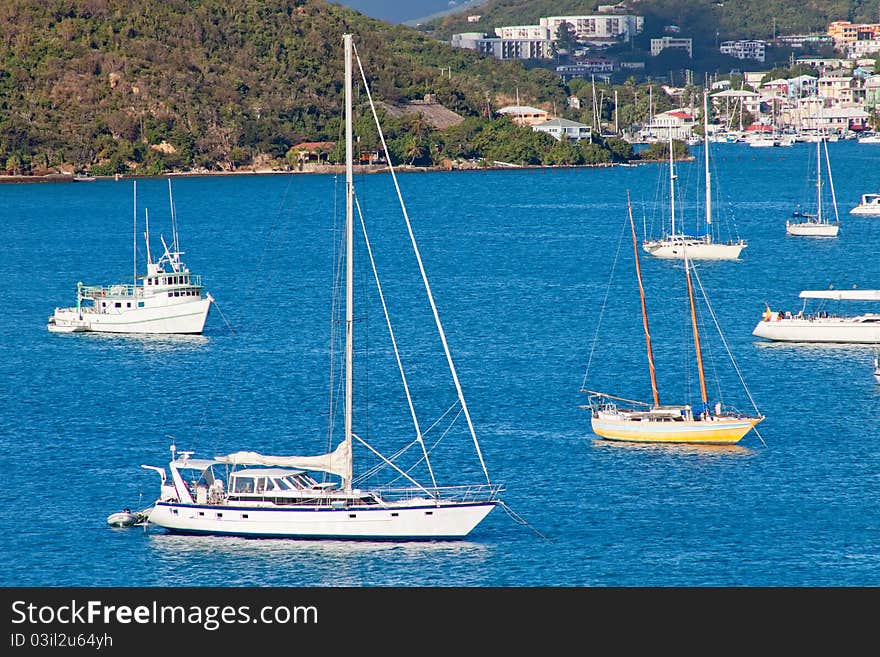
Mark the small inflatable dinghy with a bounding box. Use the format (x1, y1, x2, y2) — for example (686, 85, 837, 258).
(106, 508, 150, 528)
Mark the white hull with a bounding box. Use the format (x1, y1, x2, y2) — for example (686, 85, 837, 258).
(850, 206, 880, 216)
(753, 316, 880, 343)
(643, 239, 744, 260)
(785, 221, 838, 237)
(48, 297, 210, 334)
(147, 500, 498, 539)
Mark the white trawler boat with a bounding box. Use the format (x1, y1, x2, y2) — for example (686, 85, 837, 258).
(139, 34, 503, 540)
(47, 180, 213, 335)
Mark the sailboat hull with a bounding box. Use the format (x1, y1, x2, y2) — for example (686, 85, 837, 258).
(752, 315, 880, 343)
(785, 221, 839, 237)
(643, 239, 745, 260)
(146, 500, 498, 540)
(590, 414, 761, 444)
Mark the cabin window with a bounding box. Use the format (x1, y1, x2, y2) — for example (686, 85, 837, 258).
(126, 302, 131, 308)
(216, 513, 223, 518)
(233, 477, 255, 493)
(255, 478, 267, 493)
(425, 511, 433, 516)
(274, 478, 293, 490)
(138, 302, 144, 308)
(101, 302, 106, 308)
(242, 514, 249, 519)
(349, 514, 357, 518)
(114, 302, 121, 308)
(391, 512, 399, 517)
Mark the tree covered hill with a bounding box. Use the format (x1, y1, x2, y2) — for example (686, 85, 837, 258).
(0, 0, 572, 175)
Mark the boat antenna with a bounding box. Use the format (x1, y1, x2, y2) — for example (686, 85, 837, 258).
(168, 178, 180, 255)
(144, 208, 152, 265)
(343, 32, 354, 493)
(626, 190, 659, 407)
(683, 244, 709, 405)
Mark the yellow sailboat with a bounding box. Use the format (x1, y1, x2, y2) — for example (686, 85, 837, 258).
(582, 192, 764, 445)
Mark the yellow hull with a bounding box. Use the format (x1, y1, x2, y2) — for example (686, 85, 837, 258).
(591, 416, 762, 445)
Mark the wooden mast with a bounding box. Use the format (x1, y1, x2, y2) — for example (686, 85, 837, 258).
(684, 246, 709, 406)
(626, 190, 659, 407)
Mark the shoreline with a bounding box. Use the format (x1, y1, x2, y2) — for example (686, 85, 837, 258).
(0, 157, 682, 184)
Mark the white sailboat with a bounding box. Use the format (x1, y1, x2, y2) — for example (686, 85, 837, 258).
(140, 34, 503, 540)
(642, 91, 747, 260)
(584, 192, 764, 444)
(786, 136, 840, 237)
(753, 289, 880, 343)
(47, 179, 213, 334)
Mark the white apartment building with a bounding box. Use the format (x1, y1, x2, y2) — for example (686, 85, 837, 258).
(719, 40, 766, 62)
(541, 14, 644, 42)
(650, 37, 692, 58)
(451, 33, 552, 60)
(532, 118, 592, 141)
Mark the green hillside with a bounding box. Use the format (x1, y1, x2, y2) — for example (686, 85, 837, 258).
(0, 0, 574, 175)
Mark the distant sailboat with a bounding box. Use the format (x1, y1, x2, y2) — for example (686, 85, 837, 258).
(642, 91, 747, 260)
(786, 135, 840, 237)
(583, 192, 764, 444)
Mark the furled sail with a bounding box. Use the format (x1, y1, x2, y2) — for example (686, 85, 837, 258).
(215, 441, 351, 479)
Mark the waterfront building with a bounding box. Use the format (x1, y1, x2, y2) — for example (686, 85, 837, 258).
(639, 108, 695, 141)
(532, 118, 592, 141)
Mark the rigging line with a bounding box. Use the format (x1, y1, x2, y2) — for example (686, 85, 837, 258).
(498, 501, 549, 540)
(690, 261, 765, 427)
(350, 432, 435, 497)
(208, 295, 236, 334)
(581, 198, 629, 390)
(363, 407, 465, 487)
(354, 439, 421, 484)
(384, 407, 465, 487)
(328, 174, 347, 456)
(823, 138, 840, 224)
(353, 193, 439, 493)
(354, 42, 493, 487)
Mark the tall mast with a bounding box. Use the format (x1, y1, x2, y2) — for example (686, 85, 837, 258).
(132, 181, 137, 299)
(816, 137, 822, 225)
(668, 127, 676, 237)
(343, 33, 354, 492)
(684, 246, 708, 406)
(703, 89, 712, 242)
(627, 190, 659, 407)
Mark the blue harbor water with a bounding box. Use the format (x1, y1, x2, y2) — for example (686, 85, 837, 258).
(3, 140, 880, 587)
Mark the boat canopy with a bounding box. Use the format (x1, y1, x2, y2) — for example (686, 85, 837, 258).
(214, 441, 351, 479)
(799, 290, 880, 301)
